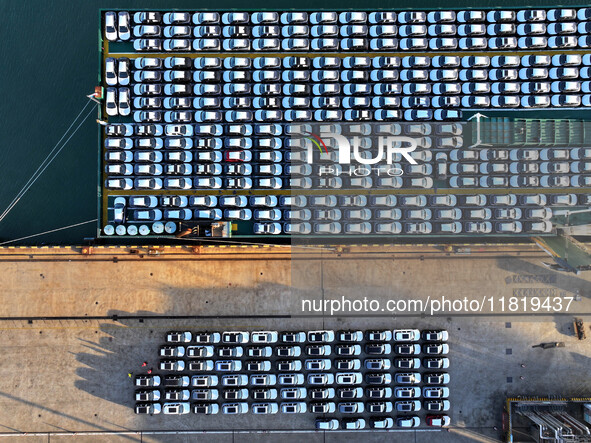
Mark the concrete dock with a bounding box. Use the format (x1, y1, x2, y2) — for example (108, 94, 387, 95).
(0, 245, 590, 442)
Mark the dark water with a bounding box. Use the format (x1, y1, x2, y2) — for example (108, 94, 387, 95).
(0, 0, 585, 245)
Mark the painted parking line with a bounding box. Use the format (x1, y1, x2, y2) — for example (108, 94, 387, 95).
(106, 49, 591, 58)
(0, 428, 444, 437)
(105, 187, 591, 196)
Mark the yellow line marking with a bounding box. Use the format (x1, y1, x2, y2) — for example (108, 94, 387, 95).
(104, 187, 591, 197)
(106, 49, 591, 59)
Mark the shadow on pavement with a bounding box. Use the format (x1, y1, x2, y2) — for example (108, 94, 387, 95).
(495, 257, 590, 299)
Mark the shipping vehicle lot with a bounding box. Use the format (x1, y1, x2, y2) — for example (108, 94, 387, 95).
(101, 120, 591, 236)
(0, 310, 589, 442)
(135, 327, 451, 429)
(99, 8, 591, 241)
(0, 247, 591, 440)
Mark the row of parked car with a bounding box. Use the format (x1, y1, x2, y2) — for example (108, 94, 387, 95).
(121, 21, 591, 40)
(115, 206, 553, 230)
(151, 368, 450, 387)
(110, 218, 548, 235)
(100, 123, 456, 158)
(107, 98, 590, 123)
(113, 9, 591, 31)
(163, 329, 447, 344)
(120, 59, 591, 90)
(116, 193, 586, 210)
(104, 171, 590, 191)
(135, 399, 449, 422)
(138, 364, 450, 383)
(103, 158, 454, 179)
(128, 107, 462, 123)
(136, 403, 451, 430)
(104, 176, 429, 191)
(123, 60, 591, 108)
(103, 122, 462, 138)
(442, 147, 591, 189)
(135, 373, 450, 391)
(106, 155, 588, 181)
(271, 220, 553, 235)
(110, 93, 591, 120)
(125, 20, 591, 37)
(277, 206, 550, 221)
(133, 327, 450, 425)
(106, 190, 576, 234)
(104, 53, 591, 119)
(449, 147, 591, 162)
(121, 203, 553, 221)
(154, 333, 450, 389)
(315, 414, 449, 429)
(114, 137, 575, 166)
(128, 33, 591, 52)
(123, 92, 591, 113)
(123, 91, 591, 110)
(109, 191, 554, 233)
(135, 400, 448, 416)
(137, 386, 450, 404)
(105, 162, 317, 177)
(104, 8, 591, 49)
(126, 54, 591, 73)
(224, 193, 558, 234)
(448, 175, 591, 188)
(103, 138, 453, 156)
(100, 120, 459, 188)
(105, 176, 284, 190)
